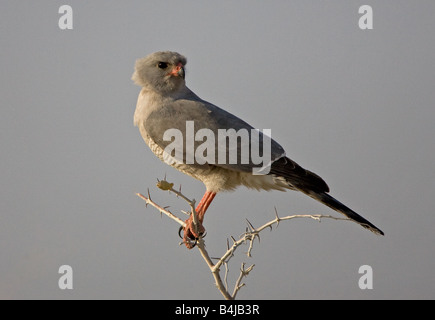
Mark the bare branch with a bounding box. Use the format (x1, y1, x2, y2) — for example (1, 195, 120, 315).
(232, 263, 255, 299)
(137, 178, 355, 300)
(136, 192, 185, 228)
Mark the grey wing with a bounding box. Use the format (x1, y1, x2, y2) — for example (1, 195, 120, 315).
(145, 98, 286, 174)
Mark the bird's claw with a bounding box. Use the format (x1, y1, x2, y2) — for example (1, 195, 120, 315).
(178, 218, 206, 249)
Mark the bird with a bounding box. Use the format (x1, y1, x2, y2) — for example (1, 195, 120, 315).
(132, 51, 384, 248)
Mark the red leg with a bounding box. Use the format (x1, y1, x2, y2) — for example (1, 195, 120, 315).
(183, 191, 216, 249)
(195, 191, 216, 222)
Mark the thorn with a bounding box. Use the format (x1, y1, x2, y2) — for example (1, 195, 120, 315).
(274, 207, 281, 229)
(147, 188, 151, 201)
(230, 236, 237, 243)
(274, 206, 279, 219)
(227, 238, 230, 250)
(246, 219, 255, 232)
(137, 193, 149, 207)
(274, 207, 280, 221)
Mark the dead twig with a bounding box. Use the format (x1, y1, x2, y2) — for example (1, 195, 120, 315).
(137, 178, 354, 300)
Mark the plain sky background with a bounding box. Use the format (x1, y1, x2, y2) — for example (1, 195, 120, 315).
(1, 1, 434, 299)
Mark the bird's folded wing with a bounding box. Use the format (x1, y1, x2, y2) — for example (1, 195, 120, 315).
(144, 98, 286, 173)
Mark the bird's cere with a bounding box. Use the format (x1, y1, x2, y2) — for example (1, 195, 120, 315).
(162, 121, 273, 175)
(168, 62, 185, 78)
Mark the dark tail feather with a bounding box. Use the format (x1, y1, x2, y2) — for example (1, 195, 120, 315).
(302, 191, 384, 236)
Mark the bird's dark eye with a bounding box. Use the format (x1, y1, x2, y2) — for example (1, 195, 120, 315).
(157, 62, 168, 69)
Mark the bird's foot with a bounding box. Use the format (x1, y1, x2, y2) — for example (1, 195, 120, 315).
(179, 216, 206, 249)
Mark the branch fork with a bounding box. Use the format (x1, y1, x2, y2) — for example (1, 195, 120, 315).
(137, 178, 353, 300)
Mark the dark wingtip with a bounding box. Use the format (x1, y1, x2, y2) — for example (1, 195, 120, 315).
(306, 191, 384, 236)
(368, 225, 384, 236)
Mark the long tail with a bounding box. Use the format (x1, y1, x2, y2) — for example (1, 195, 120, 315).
(302, 190, 384, 236)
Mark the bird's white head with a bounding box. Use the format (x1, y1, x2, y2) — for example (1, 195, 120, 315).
(132, 51, 187, 95)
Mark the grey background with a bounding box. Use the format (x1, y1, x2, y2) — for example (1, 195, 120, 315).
(1, 1, 434, 299)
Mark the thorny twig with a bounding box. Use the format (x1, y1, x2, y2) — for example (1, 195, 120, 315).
(137, 179, 354, 300)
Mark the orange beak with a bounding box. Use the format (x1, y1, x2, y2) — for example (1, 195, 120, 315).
(168, 62, 185, 78)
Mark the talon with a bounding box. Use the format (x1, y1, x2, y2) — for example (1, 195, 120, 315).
(179, 216, 206, 249)
(186, 239, 198, 249)
(178, 224, 203, 240)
